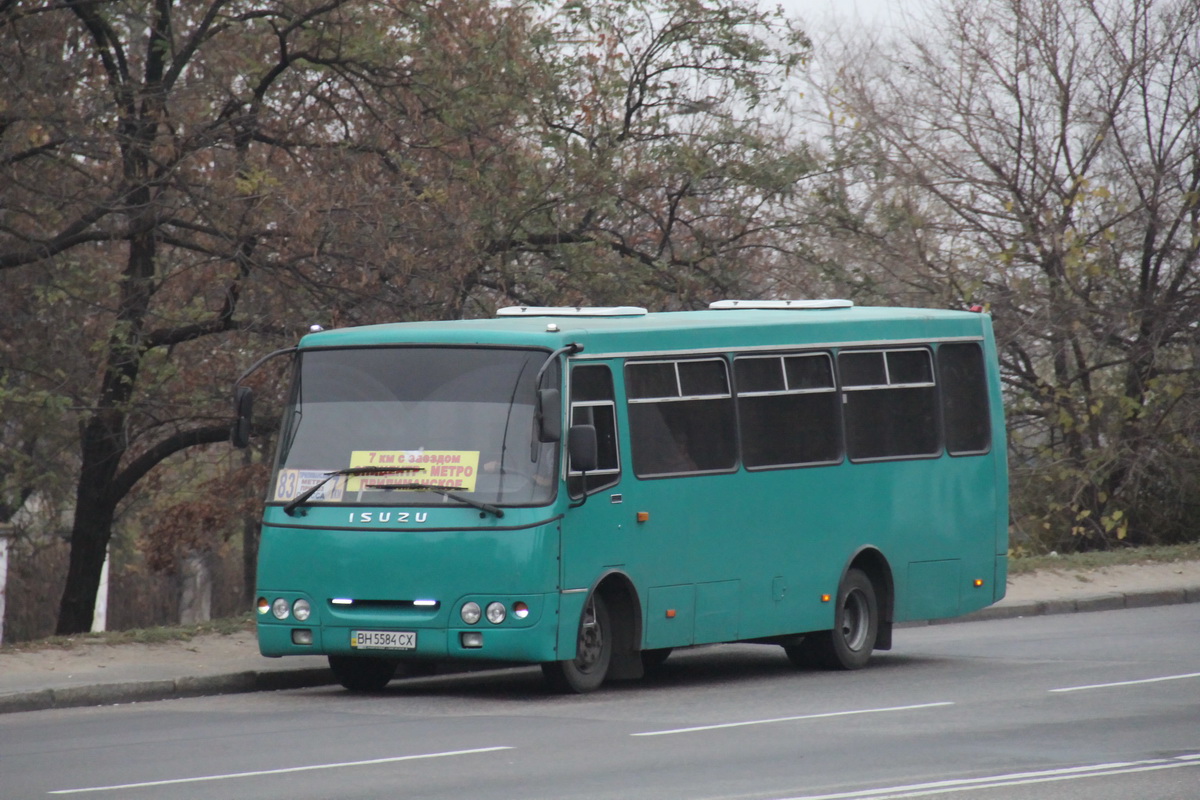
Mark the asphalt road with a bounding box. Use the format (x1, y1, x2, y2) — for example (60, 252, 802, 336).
(2, 604, 1198, 800)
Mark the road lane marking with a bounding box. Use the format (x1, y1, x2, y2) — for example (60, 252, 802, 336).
(47, 746, 513, 795)
(767, 753, 1200, 799)
(631, 701, 954, 737)
(1049, 671, 1200, 693)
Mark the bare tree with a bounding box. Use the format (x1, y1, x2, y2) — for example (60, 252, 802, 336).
(800, 0, 1200, 549)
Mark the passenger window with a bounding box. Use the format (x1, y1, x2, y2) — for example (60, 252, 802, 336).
(840, 348, 939, 460)
(626, 358, 737, 477)
(736, 353, 841, 468)
(938, 343, 992, 455)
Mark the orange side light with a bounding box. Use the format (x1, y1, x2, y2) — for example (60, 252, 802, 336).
(820, 594, 832, 603)
(636, 511, 650, 523)
(974, 578, 985, 588)
(665, 609, 676, 619)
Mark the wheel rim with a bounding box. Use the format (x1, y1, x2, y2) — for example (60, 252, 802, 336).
(575, 597, 605, 673)
(840, 588, 870, 651)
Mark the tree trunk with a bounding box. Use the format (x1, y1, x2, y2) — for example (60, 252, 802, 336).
(54, 211, 155, 634)
(56, 482, 118, 634)
(241, 445, 259, 605)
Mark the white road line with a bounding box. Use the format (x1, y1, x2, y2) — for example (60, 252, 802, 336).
(1049, 671, 1200, 693)
(767, 754, 1200, 800)
(631, 701, 954, 737)
(48, 746, 513, 795)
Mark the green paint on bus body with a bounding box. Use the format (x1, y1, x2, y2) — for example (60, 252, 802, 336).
(253, 304, 1008, 686)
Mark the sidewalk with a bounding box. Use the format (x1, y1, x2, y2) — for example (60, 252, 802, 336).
(3, 561, 1198, 715)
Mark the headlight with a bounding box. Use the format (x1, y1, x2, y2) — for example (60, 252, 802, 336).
(461, 601, 482, 625)
(486, 602, 507, 624)
(271, 597, 290, 620)
(293, 598, 311, 621)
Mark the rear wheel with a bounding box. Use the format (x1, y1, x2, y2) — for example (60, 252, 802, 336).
(788, 568, 878, 671)
(542, 593, 612, 693)
(329, 655, 397, 691)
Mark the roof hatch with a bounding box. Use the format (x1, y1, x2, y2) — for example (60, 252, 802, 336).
(496, 306, 648, 317)
(709, 299, 853, 310)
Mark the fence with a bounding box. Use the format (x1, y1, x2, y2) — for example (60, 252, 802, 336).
(0, 536, 248, 644)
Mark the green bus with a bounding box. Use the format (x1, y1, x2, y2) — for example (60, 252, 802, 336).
(234, 300, 1008, 693)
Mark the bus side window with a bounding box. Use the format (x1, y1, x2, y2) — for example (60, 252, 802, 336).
(626, 358, 737, 477)
(840, 348, 939, 461)
(569, 365, 621, 496)
(735, 353, 841, 468)
(937, 343, 992, 455)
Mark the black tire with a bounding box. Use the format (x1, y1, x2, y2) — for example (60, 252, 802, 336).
(793, 568, 878, 671)
(640, 647, 673, 671)
(329, 655, 397, 691)
(542, 593, 612, 693)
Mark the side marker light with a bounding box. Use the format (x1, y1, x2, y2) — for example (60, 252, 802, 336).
(974, 579, 985, 588)
(821, 594, 832, 603)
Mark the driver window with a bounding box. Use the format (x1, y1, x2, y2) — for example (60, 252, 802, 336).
(568, 364, 621, 497)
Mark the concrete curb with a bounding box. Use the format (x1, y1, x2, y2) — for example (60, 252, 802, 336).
(3, 586, 1198, 716)
(950, 585, 1200, 623)
(0, 667, 334, 715)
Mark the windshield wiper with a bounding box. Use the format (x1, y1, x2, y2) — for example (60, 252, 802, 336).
(381, 483, 505, 518)
(283, 465, 422, 516)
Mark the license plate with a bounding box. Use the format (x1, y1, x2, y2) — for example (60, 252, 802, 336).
(351, 630, 416, 650)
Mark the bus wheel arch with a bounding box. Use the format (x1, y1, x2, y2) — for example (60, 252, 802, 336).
(543, 571, 643, 692)
(796, 568, 877, 670)
(594, 571, 644, 680)
(847, 548, 894, 651)
(786, 550, 893, 671)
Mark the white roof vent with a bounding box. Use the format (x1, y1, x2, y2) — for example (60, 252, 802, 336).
(709, 299, 853, 310)
(497, 306, 648, 317)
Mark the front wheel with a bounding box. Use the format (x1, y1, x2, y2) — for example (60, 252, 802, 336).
(329, 655, 397, 691)
(542, 593, 612, 693)
(789, 568, 878, 671)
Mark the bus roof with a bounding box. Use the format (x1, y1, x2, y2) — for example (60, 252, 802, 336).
(298, 303, 993, 356)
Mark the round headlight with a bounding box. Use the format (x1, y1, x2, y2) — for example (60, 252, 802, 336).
(293, 598, 311, 621)
(461, 601, 482, 625)
(271, 597, 290, 620)
(486, 602, 507, 624)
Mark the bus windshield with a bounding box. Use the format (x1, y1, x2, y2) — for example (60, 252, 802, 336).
(271, 346, 558, 508)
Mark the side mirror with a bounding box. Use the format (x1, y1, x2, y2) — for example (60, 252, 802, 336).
(568, 424, 598, 473)
(231, 386, 254, 448)
(537, 388, 561, 443)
